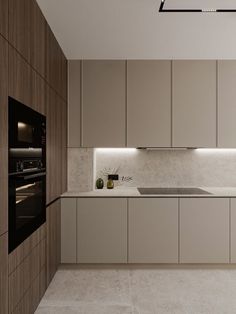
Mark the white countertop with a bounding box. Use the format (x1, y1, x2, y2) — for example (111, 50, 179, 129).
(61, 187, 236, 198)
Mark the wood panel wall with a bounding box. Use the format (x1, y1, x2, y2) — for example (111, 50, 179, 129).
(0, 0, 67, 312)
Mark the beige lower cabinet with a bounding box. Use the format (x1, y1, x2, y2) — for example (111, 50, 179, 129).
(180, 198, 230, 263)
(128, 198, 178, 263)
(230, 199, 236, 263)
(61, 198, 77, 263)
(77, 198, 127, 263)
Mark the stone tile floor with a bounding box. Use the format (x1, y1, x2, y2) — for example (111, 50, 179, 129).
(35, 265, 236, 314)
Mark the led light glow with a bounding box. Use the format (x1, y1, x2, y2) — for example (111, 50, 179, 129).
(195, 148, 236, 154)
(95, 148, 137, 154)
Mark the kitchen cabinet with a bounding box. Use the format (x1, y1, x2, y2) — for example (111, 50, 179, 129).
(46, 199, 61, 285)
(32, 70, 46, 115)
(9, 45, 32, 109)
(218, 61, 236, 148)
(0, 0, 8, 39)
(127, 61, 171, 147)
(129, 198, 178, 263)
(180, 198, 229, 263)
(77, 198, 127, 263)
(230, 199, 236, 263)
(9, 0, 32, 62)
(0, 233, 8, 314)
(82, 60, 126, 147)
(0, 36, 8, 236)
(61, 198, 77, 263)
(172, 61, 217, 147)
(31, 0, 46, 77)
(46, 87, 65, 203)
(68, 60, 81, 147)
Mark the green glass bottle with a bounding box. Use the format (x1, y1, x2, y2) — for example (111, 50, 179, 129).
(96, 178, 104, 189)
(107, 179, 114, 189)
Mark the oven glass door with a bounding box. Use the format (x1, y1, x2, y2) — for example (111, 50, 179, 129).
(9, 172, 46, 252)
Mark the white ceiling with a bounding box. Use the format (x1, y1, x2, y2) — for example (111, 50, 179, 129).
(37, 0, 236, 59)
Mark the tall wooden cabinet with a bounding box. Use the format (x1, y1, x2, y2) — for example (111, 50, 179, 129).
(68, 60, 81, 147)
(0, 36, 8, 237)
(127, 61, 171, 147)
(0, 0, 8, 39)
(0, 234, 8, 314)
(46, 199, 61, 285)
(172, 60, 217, 148)
(82, 60, 126, 147)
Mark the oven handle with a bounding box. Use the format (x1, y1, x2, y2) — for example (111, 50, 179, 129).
(17, 172, 46, 180)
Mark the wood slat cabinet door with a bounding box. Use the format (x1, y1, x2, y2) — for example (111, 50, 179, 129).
(9, 46, 32, 108)
(0, 36, 8, 236)
(46, 87, 64, 203)
(127, 61, 171, 147)
(82, 60, 126, 147)
(172, 61, 217, 148)
(0, 233, 8, 314)
(46, 199, 61, 286)
(0, 0, 8, 39)
(77, 198, 127, 263)
(31, 0, 46, 78)
(180, 198, 230, 263)
(9, 0, 32, 62)
(46, 86, 57, 204)
(218, 61, 236, 148)
(129, 198, 178, 263)
(61, 100, 68, 194)
(68, 60, 81, 147)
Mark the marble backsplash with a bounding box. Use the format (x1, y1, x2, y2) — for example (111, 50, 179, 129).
(68, 148, 236, 191)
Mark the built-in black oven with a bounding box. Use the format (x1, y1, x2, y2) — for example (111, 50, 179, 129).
(8, 97, 46, 253)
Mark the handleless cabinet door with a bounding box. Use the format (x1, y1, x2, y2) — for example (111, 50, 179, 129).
(0, 233, 8, 314)
(0, 0, 8, 39)
(127, 61, 171, 147)
(180, 198, 229, 263)
(129, 198, 178, 263)
(173, 61, 217, 148)
(218, 61, 236, 148)
(82, 61, 126, 147)
(68, 60, 81, 147)
(61, 198, 77, 263)
(47, 199, 61, 286)
(77, 198, 127, 263)
(0, 36, 8, 236)
(230, 199, 236, 263)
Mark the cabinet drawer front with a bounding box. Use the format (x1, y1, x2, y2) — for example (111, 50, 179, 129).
(180, 198, 230, 263)
(77, 198, 127, 263)
(129, 198, 178, 263)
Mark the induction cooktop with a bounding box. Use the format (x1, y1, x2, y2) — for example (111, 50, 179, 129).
(138, 187, 212, 195)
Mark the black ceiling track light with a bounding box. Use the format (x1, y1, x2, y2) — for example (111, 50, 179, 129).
(159, 0, 236, 12)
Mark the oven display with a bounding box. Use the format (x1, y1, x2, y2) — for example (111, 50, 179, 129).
(18, 122, 34, 144)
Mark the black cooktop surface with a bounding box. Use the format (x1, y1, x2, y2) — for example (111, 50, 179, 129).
(138, 187, 212, 195)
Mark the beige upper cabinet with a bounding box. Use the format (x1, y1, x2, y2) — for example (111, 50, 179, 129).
(129, 198, 178, 263)
(82, 61, 126, 147)
(68, 60, 81, 147)
(180, 198, 229, 263)
(127, 61, 171, 147)
(172, 61, 217, 148)
(218, 61, 236, 148)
